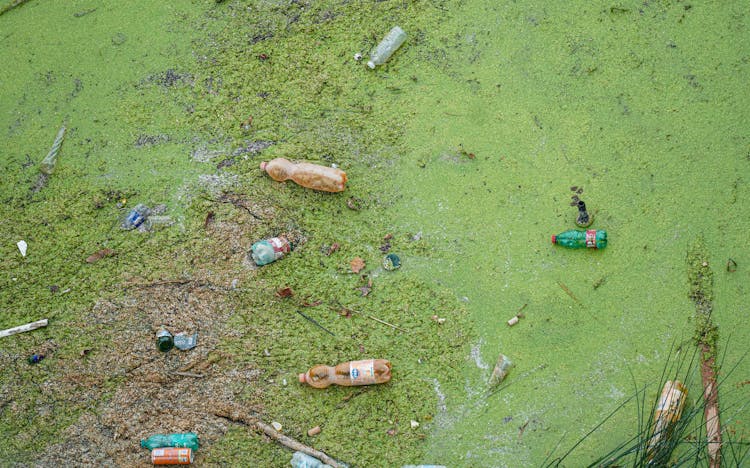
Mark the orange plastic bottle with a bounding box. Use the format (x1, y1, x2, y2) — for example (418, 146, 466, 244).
(299, 359, 392, 388)
(260, 158, 347, 192)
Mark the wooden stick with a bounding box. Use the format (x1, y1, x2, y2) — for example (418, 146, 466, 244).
(214, 407, 344, 468)
(557, 281, 583, 306)
(173, 371, 204, 378)
(0, 319, 48, 339)
(367, 315, 407, 333)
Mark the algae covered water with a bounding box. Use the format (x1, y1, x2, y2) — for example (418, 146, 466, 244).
(1, 0, 748, 466)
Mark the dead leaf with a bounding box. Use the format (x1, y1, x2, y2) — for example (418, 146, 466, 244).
(275, 287, 294, 298)
(383, 233, 393, 241)
(339, 308, 352, 318)
(356, 276, 373, 297)
(86, 248, 115, 264)
(302, 300, 322, 307)
(350, 257, 365, 273)
(326, 243, 340, 256)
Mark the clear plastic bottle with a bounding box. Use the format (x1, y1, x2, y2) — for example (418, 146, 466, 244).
(299, 359, 392, 388)
(122, 204, 151, 230)
(260, 158, 346, 192)
(39, 124, 66, 175)
(367, 26, 407, 69)
(251, 235, 293, 266)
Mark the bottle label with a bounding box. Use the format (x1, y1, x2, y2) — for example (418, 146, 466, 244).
(268, 237, 290, 260)
(585, 230, 597, 248)
(349, 359, 376, 384)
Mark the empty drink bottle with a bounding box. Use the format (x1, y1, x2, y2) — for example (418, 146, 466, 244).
(141, 432, 200, 451)
(299, 359, 392, 388)
(552, 229, 607, 249)
(260, 158, 347, 192)
(250, 235, 293, 266)
(646, 381, 687, 462)
(156, 328, 174, 352)
(367, 26, 407, 69)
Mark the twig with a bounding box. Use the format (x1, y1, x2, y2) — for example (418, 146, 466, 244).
(213, 407, 345, 468)
(173, 371, 204, 378)
(201, 194, 263, 220)
(557, 281, 583, 306)
(0, 0, 32, 16)
(366, 315, 407, 333)
(0, 319, 48, 339)
(295, 310, 335, 336)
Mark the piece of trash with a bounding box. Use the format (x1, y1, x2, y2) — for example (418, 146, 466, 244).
(156, 327, 174, 352)
(251, 235, 294, 266)
(507, 316, 519, 327)
(430, 315, 446, 325)
(383, 253, 401, 271)
(148, 215, 174, 230)
(325, 242, 340, 256)
(575, 200, 592, 228)
(151, 447, 193, 465)
(290, 451, 332, 468)
(271, 421, 283, 432)
(507, 304, 527, 327)
(552, 229, 607, 249)
(260, 158, 346, 192)
(353, 52, 362, 61)
(350, 257, 365, 273)
(86, 248, 115, 264)
(0, 318, 48, 339)
(28, 354, 45, 364)
(121, 203, 151, 230)
(141, 432, 200, 451)
(489, 353, 514, 386)
(727, 258, 737, 272)
(367, 26, 407, 69)
(17, 240, 27, 257)
(174, 333, 198, 350)
(307, 426, 321, 437)
(646, 380, 687, 462)
(39, 124, 66, 175)
(276, 287, 294, 298)
(299, 359, 392, 388)
(410, 420, 420, 429)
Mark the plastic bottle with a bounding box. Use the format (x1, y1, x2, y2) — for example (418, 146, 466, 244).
(140, 432, 200, 451)
(156, 328, 174, 352)
(39, 124, 66, 175)
(122, 204, 151, 230)
(551, 229, 607, 249)
(299, 359, 392, 388)
(489, 354, 513, 386)
(290, 451, 332, 468)
(260, 158, 347, 193)
(367, 26, 407, 69)
(251, 235, 293, 266)
(646, 380, 687, 462)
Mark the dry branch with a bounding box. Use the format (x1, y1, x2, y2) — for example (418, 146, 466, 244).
(0, 319, 48, 339)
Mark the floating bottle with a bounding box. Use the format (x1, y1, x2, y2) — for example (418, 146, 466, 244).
(575, 200, 592, 228)
(251, 235, 293, 266)
(551, 229, 607, 249)
(151, 447, 193, 465)
(646, 380, 687, 462)
(141, 432, 200, 451)
(260, 158, 346, 193)
(122, 204, 151, 230)
(367, 26, 407, 69)
(39, 124, 66, 175)
(488, 353, 513, 386)
(299, 359, 392, 388)
(156, 328, 174, 352)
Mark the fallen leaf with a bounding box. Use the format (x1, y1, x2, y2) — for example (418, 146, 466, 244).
(326, 242, 340, 256)
(339, 308, 352, 318)
(356, 276, 373, 297)
(350, 257, 365, 273)
(86, 248, 115, 264)
(276, 287, 294, 298)
(302, 300, 322, 307)
(383, 233, 393, 241)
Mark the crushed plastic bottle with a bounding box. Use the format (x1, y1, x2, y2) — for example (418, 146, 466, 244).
(122, 204, 151, 230)
(290, 451, 332, 468)
(140, 432, 200, 451)
(251, 235, 293, 266)
(299, 359, 392, 388)
(367, 26, 407, 69)
(173, 332, 198, 350)
(260, 158, 347, 192)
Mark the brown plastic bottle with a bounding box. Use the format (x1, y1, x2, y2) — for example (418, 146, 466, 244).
(260, 158, 347, 192)
(298, 359, 392, 388)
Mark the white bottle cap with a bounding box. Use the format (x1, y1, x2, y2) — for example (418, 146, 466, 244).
(367, 61, 376, 69)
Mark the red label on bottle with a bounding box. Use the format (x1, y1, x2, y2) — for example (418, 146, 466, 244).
(269, 237, 291, 260)
(585, 230, 597, 248)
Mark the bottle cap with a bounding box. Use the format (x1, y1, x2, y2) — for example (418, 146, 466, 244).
(367, 61, 376, 69)
(298, 373, 306, 383)
(551, 235, 556, 244)
(259, 161, 267, 171)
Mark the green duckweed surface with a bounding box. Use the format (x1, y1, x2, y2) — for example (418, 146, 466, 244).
(1, 0, 748, 466)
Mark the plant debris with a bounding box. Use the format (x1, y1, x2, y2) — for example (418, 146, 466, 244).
(350, 257, 365, 273)
(276, 287, 294, 298)
(86, 248, 115, 264)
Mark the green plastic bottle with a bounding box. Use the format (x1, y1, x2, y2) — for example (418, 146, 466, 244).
(140, 432, 200, 451)
(552, 229, 607, 249)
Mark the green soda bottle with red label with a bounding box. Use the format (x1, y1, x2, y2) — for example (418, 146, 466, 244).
(552, 229, 607, 249)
